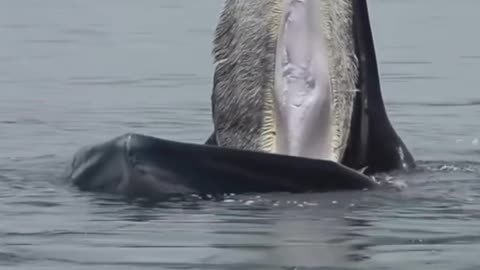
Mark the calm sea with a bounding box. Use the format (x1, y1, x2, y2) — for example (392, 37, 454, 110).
(1, 0, 480, 269)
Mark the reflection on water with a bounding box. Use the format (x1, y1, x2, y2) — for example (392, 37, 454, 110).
(1, 0, 480, 269)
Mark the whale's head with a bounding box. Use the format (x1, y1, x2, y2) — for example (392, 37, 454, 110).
(210, 0, 382, 168)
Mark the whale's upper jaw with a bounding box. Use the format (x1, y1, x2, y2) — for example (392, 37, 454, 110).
(211, 0, 359, 162)
(271, 0, 359, 162)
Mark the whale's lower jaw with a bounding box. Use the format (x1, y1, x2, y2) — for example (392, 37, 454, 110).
(211, 0, 359, 162)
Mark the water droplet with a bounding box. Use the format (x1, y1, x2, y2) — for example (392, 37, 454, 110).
(304, 202, 318, 206)
(245, 200, 255, 205)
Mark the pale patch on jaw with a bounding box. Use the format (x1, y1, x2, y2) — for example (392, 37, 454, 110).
(274, 0, 334, 160)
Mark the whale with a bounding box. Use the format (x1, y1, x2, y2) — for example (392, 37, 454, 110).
(206, 0, 414, 174)
(66, 0, 415, 200)
(68, 133, 376, 200)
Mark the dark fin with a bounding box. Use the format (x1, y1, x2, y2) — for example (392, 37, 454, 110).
(345, 0, 415, 174)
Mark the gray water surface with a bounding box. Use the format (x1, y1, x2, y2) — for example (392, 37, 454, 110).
(1, 0, 480, 269)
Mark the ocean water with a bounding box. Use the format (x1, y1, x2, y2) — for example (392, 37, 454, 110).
(1, 0, 480, 269)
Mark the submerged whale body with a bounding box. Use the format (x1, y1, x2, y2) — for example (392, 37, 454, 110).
(66, 0, 415, 199)
(68, 133, 376, 200)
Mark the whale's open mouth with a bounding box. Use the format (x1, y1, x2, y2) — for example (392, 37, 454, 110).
(211, 0, 359, 162)
(271, 0, 359, 161)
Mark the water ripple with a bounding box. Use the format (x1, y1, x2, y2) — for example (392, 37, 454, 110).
(1, 0, 480, 269)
